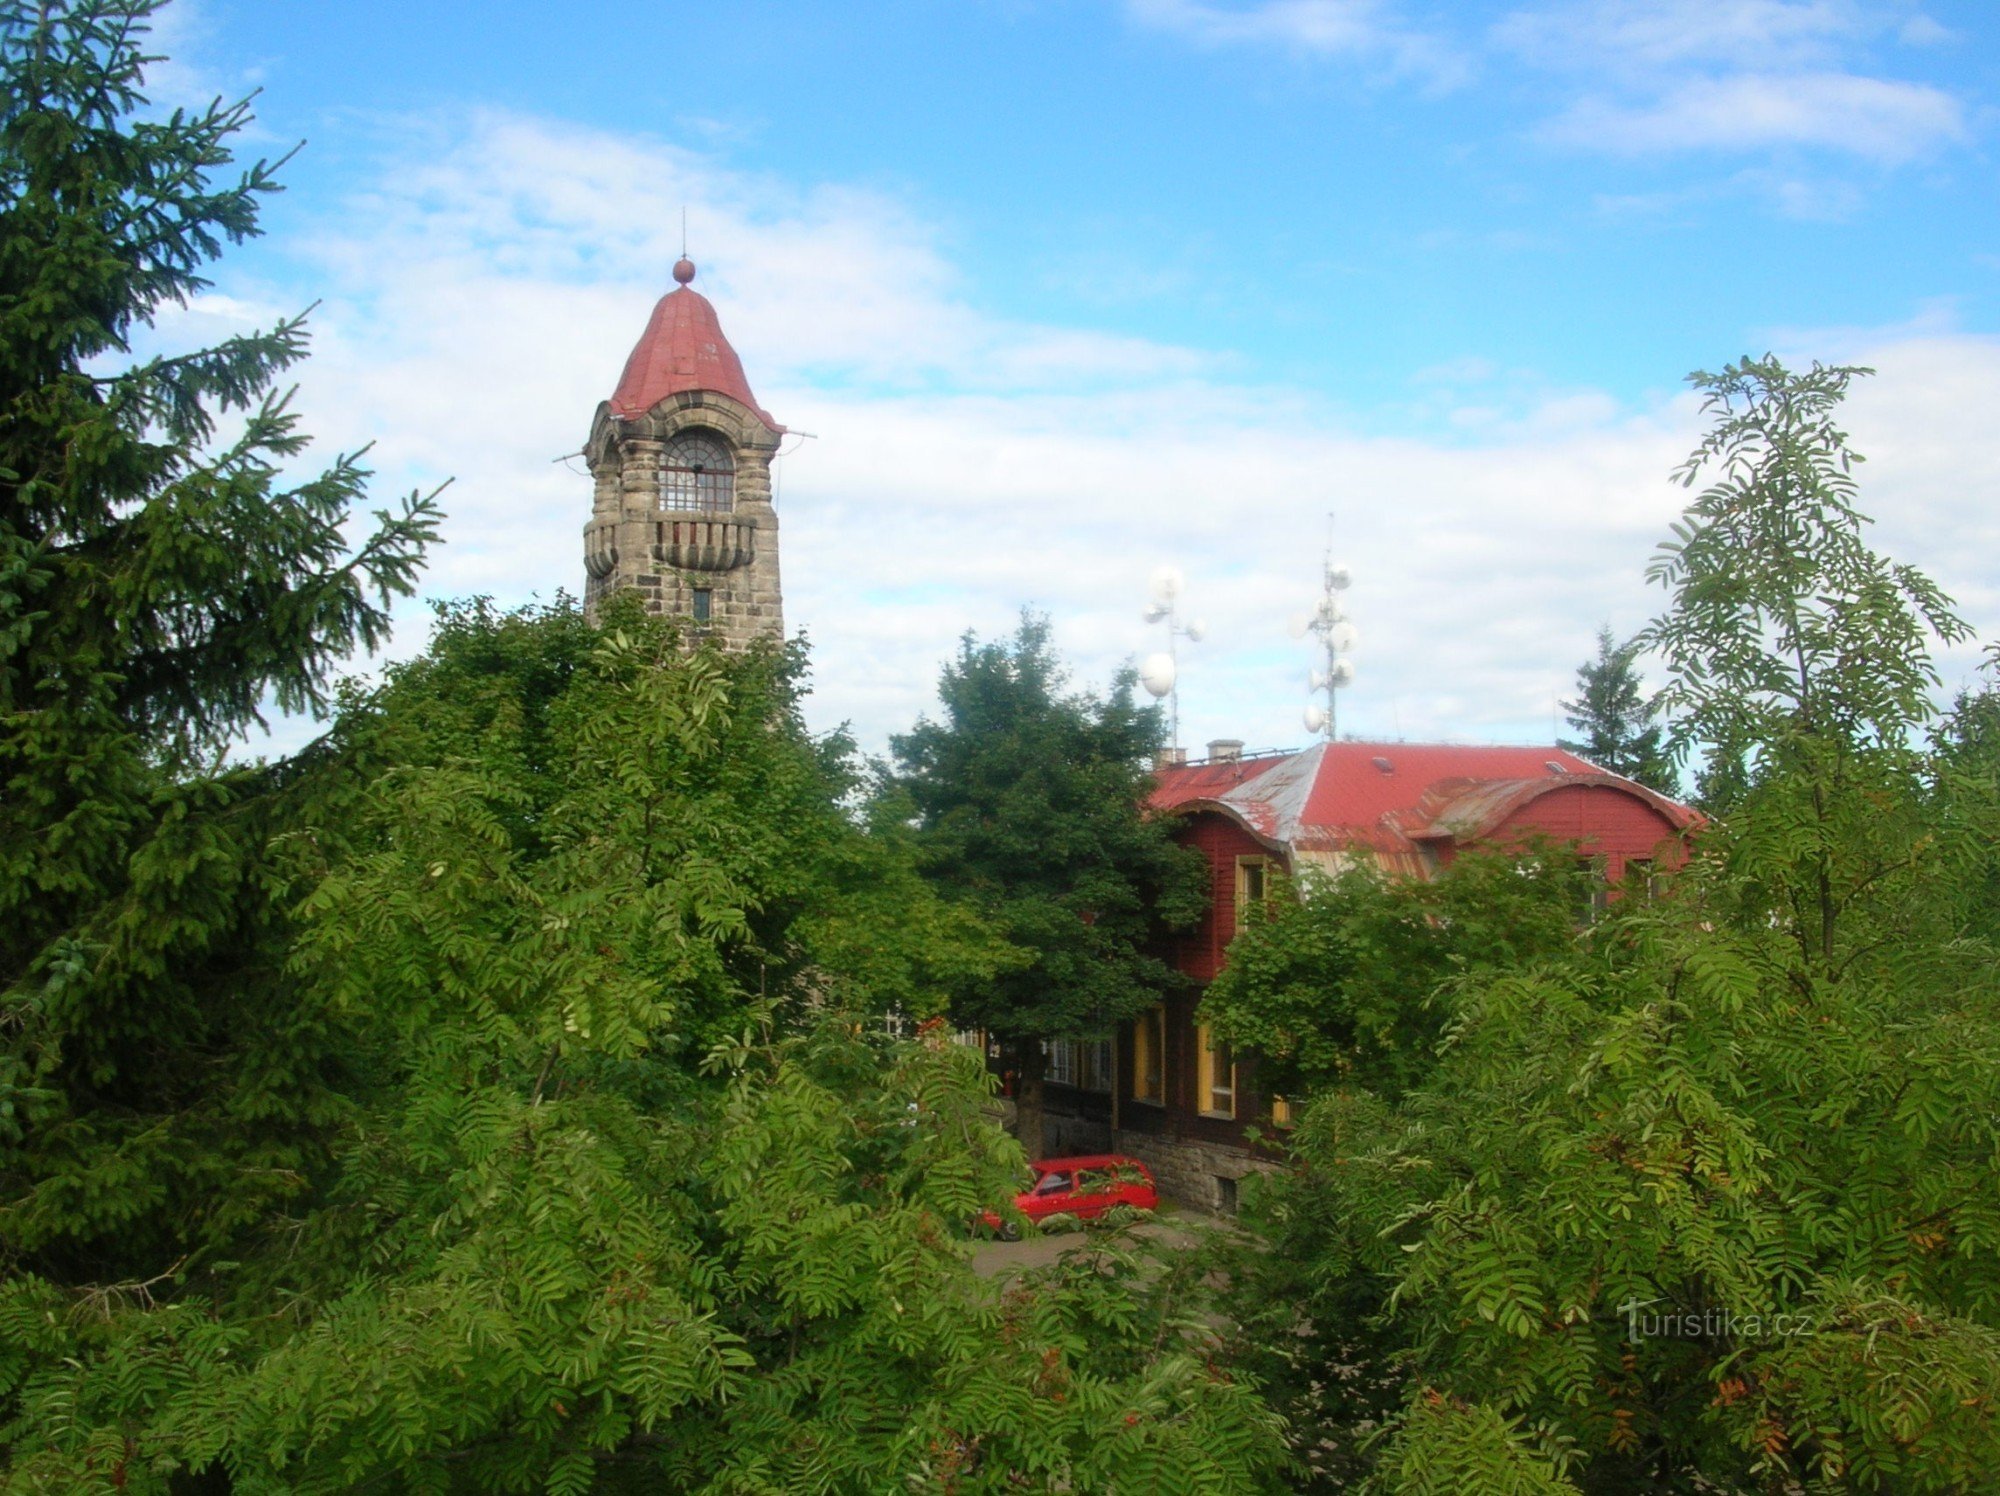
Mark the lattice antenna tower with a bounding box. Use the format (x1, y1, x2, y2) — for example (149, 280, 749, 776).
(1138, 566, 1206, 751)
(1293, 518, 1357, 741)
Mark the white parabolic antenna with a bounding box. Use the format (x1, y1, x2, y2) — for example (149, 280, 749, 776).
(1139, 652, 1178, 699)
(1329, 658, 1357, 687)
(1148, 565, 1184, 604)
(1329, 621, 1360, 653)
(1304, 704, 1328, 733)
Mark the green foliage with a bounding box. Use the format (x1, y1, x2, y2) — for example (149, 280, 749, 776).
(5, 593, 1293, 1492)
(0, 0, 438, 1283)
(0, 12, 1291, 1487)
(1930, 670, 2000, 941)
(1640, 356, 1968, 813)
(1369, 1396, 1579, 1495)
(883, 612, 1206, 1046)
(1200, 849, 1584, 1099)
(1558, 625, 1675, 795)
(1229, 357, 2000, 1492)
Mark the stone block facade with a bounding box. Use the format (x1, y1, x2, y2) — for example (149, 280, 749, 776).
(1032, 1109, 1278, 1217)
(581, 388, 784, 648)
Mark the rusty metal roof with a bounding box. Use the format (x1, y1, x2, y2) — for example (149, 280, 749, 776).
(1150, 740, 1699, 864)
(607, 272, 782, 431)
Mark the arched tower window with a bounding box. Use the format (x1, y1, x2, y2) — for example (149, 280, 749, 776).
(658, 430, 735, 512)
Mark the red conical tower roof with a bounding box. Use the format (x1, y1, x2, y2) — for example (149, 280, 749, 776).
(607, 259, 781, 430)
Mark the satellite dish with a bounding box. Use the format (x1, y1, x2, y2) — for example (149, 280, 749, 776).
(1185, 618, 1207, 643)
(1329, 658, 1357, 687)
(1318, 598, 1345, 626)
(1309, 668, 1328, 692)
(1148, 565, 1184, 604)
(1142, 603, 1169, 624)
(1327, 564, 1352, 591)
(1139, 652, 1177, 699)
(1329, 621, 1359, 653)
(1304, 704, 1328, 733)
(1287, 612, 1312, 639)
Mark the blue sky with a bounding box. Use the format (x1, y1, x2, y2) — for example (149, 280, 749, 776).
(153, 1, 2000, 758)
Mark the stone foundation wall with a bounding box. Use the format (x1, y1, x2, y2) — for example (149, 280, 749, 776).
(1110, 1130, 1278, 1216)
(1011, 1106, 1278, 1216)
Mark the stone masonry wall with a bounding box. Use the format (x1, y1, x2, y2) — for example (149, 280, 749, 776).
(1027, 1110, 1278, 1217)
(582, 390, 783, 648)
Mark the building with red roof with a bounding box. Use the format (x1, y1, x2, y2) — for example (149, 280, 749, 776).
(581, 259, 786, 647)
(1038, 737, 1699, 1209)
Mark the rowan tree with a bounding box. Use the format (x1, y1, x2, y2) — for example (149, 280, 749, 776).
(1227, 358, 2000, 1492)
(0, 13, 1293, 1487)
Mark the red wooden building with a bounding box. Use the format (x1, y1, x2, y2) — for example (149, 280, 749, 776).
(1035, 738, 1699, 1210)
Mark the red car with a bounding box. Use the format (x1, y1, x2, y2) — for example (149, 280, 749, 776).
(983, 1154, 1159, 1240)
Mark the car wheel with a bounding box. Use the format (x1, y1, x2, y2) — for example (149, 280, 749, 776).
(998, 1220, 1021, 1242)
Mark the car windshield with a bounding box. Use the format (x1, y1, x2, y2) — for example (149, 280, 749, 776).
(1034, 1172, 1070, 1194)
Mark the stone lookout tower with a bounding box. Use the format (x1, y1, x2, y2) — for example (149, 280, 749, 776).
(582, 258, 784, 645)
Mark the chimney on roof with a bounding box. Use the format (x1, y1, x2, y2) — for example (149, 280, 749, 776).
(1155, 747, 1188, 771)
(1207, 739, 1244, 764)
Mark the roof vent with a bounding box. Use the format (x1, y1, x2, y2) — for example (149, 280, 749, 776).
(1545, 760, 1569, 775)
(1371, 755, 1394, 775)
(1155, 747, 1188, 771)
(1208, 739, 1244, 763)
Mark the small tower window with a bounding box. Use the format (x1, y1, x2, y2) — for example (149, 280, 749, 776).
(658, 431, 735, 513)
(690, 588, 712, 623)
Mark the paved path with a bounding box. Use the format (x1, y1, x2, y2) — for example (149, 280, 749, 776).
(968, 1213, 1209, 1278)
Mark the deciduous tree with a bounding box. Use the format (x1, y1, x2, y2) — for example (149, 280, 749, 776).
(1228, 358, 2000, 1492)
(882, 614, 1206, 1156)
(0, 11, 1292, 1488)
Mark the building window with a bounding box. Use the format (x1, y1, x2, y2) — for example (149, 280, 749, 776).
(1197, 1023, 1235, 1118)
(1045, 1038, 1075, 1088)
(1047, 1038, 1112, 1092)
(1269, 1095, 1295, 1128)
(1133, 1006, 1165, 1105)
(1078, 1038, 1112, 1094)
(658, 430, 735, 512)
(690, 588, 712, 623)
(1572, 857, 1610, 925)
(1627, 858, 1667, 901)
(1235, 856, 1270, 917)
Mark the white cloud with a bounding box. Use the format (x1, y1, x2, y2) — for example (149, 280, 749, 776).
(1498, 1, 1972, 171)
(198, 111, 1995, 765)
(1122, 0, 1469, 86)
(1898, 14, 1954, 47)
(1538, 71, 1965, 162)
(1496, 0, 1864, 75)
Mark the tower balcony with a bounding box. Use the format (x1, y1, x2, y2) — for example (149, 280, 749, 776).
(583, 519, 618, 579)
(652, 515, 755, 572)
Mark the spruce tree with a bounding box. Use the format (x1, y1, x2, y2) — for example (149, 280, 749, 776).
(1558, 624, 1675, 794)
(0, 17, 1295, 1485)
(0, 0, 438, 1280)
